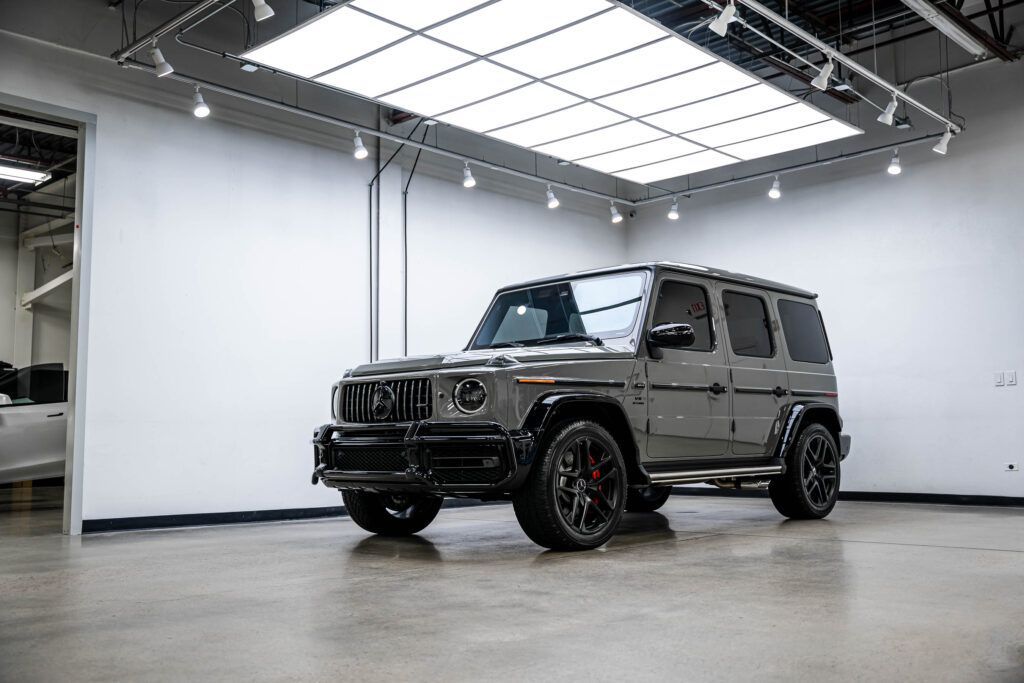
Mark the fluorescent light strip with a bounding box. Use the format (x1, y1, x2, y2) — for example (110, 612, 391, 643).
(614, 150, 737, 184)
(437, 83, 582, 132)
(350, 0, 491, 31)
(533, 121, 666, 161)
(685, 103, 828, 148)
(574, 137, 704, 173)
(425, 0, 611, 55)
(243, 7, 408, 78)
(486, 102, 625, 147)
(242, 0, 864, 184)
(597, 62, 758, 117)
(0, 164, 52, 184)
(642, 84, 793, 134)
(719, 120, 861, 160)
(492, 8, 667, 78)
(546, 37, 715, 99)
(316, 36, 473, 97)
(380, 61, 531, 116)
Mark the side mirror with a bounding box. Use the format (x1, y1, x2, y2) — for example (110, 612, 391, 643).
(647, 323, 696, 349)
(0, 393, 11, 406)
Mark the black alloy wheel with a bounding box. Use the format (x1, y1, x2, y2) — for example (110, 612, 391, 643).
(768, 423, 841, 519)
(513, 420, 627, 550)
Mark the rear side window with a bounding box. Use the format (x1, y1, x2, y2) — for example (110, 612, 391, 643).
(723, 291, 773, 358)
(651, 281, 713, 351)
(778, 300, 830, 364)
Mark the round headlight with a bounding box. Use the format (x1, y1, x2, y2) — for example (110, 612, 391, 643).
(453, 378, 487, 414)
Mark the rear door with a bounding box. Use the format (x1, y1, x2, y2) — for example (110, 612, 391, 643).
(718, 285, 789, 456)
(645, 274, 730, 459)
(773, 295, 838, 400)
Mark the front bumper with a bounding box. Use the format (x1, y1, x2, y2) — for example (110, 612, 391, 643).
(312, 421, 534, 495)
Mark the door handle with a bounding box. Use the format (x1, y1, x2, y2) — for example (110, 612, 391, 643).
(772, 386, 788, 398)
(709, 383, 728, 395)
(634, 382, 646, 389)
(47, 412, 64, 418)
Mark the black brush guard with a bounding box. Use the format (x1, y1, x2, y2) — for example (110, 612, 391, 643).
(312, 421, 534, 495)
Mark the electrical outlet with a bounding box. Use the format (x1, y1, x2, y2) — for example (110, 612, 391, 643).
(994, 372, 1005, 387)
(1007, 371, 1017, 386)
(1006, 463, 1019, 472)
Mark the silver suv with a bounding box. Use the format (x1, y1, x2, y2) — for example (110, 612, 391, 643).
(313, 263, 851, 551)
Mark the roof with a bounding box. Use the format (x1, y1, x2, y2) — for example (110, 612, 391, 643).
(497, 262, 817, 300)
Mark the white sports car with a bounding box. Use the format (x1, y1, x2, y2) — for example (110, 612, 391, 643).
(0, 363, 69, 484)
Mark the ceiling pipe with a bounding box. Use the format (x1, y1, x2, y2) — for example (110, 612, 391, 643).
(110, 0, 223, 62)
(119, 60, 634, 205)
(730, 0, 963, 133)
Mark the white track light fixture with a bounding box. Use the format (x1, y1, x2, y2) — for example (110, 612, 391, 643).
(877, 93, 898, 126)
(149, 39, 173, 78)
(609, 202, 623, 224)
(667, 198, 680, 220)
(352, 132, 368, 160)
(768, 175, 781, 199)
(887, 149, 902, 175)
(252, 0, 275, 22)
(709, 1, 737, 37)
(811, 54, 834, 90)
(546, 185, 560, 209)
(462, 162, 476, 188)
(192, 85, 210, 118)
(933, 127, 953, 155)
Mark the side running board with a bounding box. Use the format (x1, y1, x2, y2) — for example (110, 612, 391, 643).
(649, 465, 783, 485)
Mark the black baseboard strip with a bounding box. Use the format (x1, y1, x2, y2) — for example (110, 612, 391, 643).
(81, 498, 508, 533)
(671, 487, 1024, 507)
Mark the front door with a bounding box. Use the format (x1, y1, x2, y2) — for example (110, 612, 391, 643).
(717, 285, 789, 456)
(645, 275, 730, 460)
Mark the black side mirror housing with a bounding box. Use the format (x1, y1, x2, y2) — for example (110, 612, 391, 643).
(647, 323, 696, 350)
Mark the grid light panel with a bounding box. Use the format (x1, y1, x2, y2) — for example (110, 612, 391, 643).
(242, 0, 863, 184)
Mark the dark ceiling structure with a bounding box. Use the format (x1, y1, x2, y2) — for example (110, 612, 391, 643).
(0, 110, 78, 220)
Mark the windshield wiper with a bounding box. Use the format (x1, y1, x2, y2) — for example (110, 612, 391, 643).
(531, 333, 603, 347)
(486, 341, 525, 348)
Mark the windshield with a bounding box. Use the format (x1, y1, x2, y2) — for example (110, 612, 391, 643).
(471, 271, 646, 349)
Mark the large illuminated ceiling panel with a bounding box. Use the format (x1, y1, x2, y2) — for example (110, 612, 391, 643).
(241, 0, 863, 184)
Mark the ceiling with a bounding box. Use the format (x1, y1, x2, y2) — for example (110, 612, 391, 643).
(0, 111, 77, 219)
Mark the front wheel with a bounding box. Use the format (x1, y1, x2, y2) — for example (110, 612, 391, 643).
(341, 490, 443, 536)
(513, 420, 627, 551)
(769, 423, 840, 519)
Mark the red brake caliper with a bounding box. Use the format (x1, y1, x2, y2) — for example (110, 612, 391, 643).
(589, 454, 600, 505)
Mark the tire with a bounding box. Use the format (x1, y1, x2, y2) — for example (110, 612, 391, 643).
(625, 486, 673, 512)
(769, 423, 841, 520)
(512, 420, 627, 551)
(341, 490, 443, 536)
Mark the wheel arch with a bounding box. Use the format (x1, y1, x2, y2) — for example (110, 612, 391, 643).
(521, 392, 646, 486)
(773, 402, 842, 460)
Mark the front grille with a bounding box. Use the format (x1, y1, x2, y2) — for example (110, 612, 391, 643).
(331, 445, 408, 472)
(427, 445, 505, 485)
(341, 378, 432, 423)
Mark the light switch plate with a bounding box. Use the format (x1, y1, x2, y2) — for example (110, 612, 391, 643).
(1007, 371, 1017, 386)
(994, 372, 1005, 387)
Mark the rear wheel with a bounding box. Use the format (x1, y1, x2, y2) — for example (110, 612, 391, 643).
(769, 423, 840, 519)
(341, 490, 443, 536)
(513, 420, 627, 551)
(625, 485, 673, 512)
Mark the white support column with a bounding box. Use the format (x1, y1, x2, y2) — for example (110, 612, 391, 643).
(12, 222, 35, 368)
(376, 164, 405, 361)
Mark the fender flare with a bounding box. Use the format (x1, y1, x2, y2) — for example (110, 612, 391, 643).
(520, 392, 641, 477)
(771, 402, 843, 460)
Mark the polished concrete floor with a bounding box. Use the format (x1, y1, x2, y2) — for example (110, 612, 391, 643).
(1, 492, 1022, 682)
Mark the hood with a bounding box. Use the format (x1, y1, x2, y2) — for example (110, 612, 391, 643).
(348, 344, 635, 377)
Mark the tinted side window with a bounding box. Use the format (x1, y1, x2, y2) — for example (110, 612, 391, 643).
(652, 281, 713, 351)
(723, 292, 773, 358)
(0, 363, 68, 406)
(778, 300, 830, 364)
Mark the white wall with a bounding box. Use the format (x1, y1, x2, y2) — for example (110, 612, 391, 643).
(627, 60, 1024, 498)
(0, 31, 623, 521)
